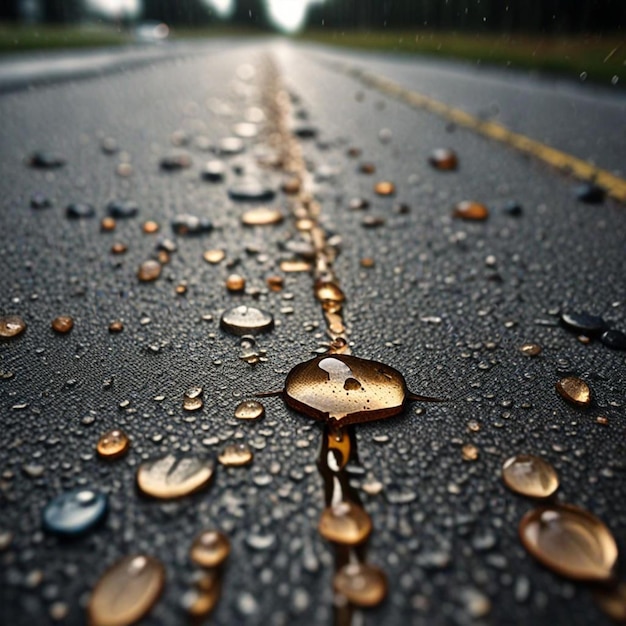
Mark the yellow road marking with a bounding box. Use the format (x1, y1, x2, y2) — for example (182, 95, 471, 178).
(337, 64, 626, 203)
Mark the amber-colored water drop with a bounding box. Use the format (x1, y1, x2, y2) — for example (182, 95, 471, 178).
(109, 320, 124, 333)
(327, 426, 351, 467)
(234, 400, 265, 421)
(183, 577, 222, 619)
(218, 443, 253, 467)
(101, 217, 116, 232)
(0, 315, 26, 339)
(190, 530, 230, 568)
(556, 376, 591, 407)
(453, 201, 489, 221)
(203, 249, 225, 264)
(593, 582, 626, 622)
(429, 148, 458, 170)
(87, 555, 165, 626)
(97, 429, 130, 460)
(281, 177, 301, 195)
(137, 260, 161, 282)
(51, 316, 74, 334)
(142, 220, 159, 234)
(284, 354, 409, 426)
(136, 455, 214, 499)
(226, 274, 246, 292)
(374, 181, 395, 196)
(241, 207, 284, 226)
(360, 257, 375, 268)
(520, 343, 542, 357)
(183, 387, 204, 412)
(315, 281, 345, 303)
(462, 444, 479, 461)
(318, 501, 372, 545)
(502, 454, 559, 499)
(266, 275, 284, 291)
(333, 563, 387, 607)
(519, 504, 618, 582)
(111, 243, 127, 255)
(280, 260, 311, 273)
(359, 163, 376, 175)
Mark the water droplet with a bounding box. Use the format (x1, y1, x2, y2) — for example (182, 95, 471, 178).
(171, 214, 212, 236)
(101, 217, 116, 231)
(428, 148, 458, 170)
(218, 137, 245, 155)
(453, 201, 489, 221)
(266, 275, 284, 291)
(111, 242, 127, 255)
(600, 329, 626, 351)
(201, 160, 226, 182)
(183, 387, 204, 412)
(502, 454, 559, 499)
(136, 454, 214, 499)
(462, 444, 479, 461)
(241, 207, 284, 226)
(51, 316, 73, 334)
(503, 201, 523, 216)
(360, 163, 376, 175)
(96, 429, 130, 459)
(142, 220, 160, 234)
(0, 315, 26, 339)
(314, 281, 345, 304)
(361, 215, 386, 228)
(190, 530, 230, 568)
(318, 501, 372, 545)
(30, 193, 53, 209)
(42, 489, 108, 536)
(280, 260, 311, 273)
(281, 177, 301, 195)
(107, 200, 139, 219)
(233, 122, 258, 138)
(28, 151, 65, 168)
(234, 400, 265, 421)
(333, 563, 387, 607)
(160, 153, 192, 170)
(374, 181, 395, 196)
(88, 555, 165, 626)
(520, 343, 542, 357)
(284, 354, 410, 426)
(228, 179, 276, 202)
(137, 260, 161, 282)
(575, 183, 605, 204)
(556, 376, 591, 407)
(101, 137, 118, 154)
(218, 443, 253, 467)
(66, 203, 95, 219)
(519, 504, 618, 581)
(182, 574, 222, 619)
(225, 274, 246, 293)
(560, 311, 607, 336)
(116, 162, 133, 177)
(593, 581, 626, 622)
(109, 320, 124, 333)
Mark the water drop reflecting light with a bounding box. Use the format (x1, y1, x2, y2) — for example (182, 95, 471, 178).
(502, 454, 559, 499)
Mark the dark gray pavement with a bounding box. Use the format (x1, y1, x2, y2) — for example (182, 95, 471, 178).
(0, 40, 625, 626)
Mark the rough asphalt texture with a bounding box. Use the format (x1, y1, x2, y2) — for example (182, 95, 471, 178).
(0, 41, 625, 626)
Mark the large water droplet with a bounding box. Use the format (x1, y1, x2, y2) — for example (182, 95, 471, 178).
(556, 376, 591, 407)
(284, 354, 411, 426)
(234, 400, 265, 421)
(51, 316, 74, 334)
(519, 504, 618, 581)
(333, 563, 387, 607)
(190, 530, 230, 568)
(88, 555, 165, 626)
(560, 311, 607, 336)
(241, 207, 284, 226)
(97, 429, 130, 460)
(318, 501, 372, 545)
(0, 315, 27, 339)
(42, 489, 108, 536)
(220, 306, 274, 336)
(502, 454, 559, 499)
(136, 455, 214, 499)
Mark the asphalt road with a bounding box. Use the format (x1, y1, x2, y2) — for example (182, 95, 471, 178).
(0, 40, 625, 626)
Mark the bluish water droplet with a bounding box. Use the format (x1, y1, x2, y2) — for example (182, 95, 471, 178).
(42, 489, 108, 536)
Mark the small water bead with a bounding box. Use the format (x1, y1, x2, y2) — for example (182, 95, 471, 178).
(51, 316, 74, 334)
(280, 260, 311, 273)
(66, 203, 96, 219)
(601, 329, 626, 351)
(142, 220, 160, 234)
(101, 137, 118, 154)
(361, 215, 385, 228)
(218, 443, 254, 467)
(203, 249, 225, 264)
(348, 197, 370, 211)
(266, 275, 284, 291)
(228, 178, 276, 202)
(281, 177, 301, 195)
(109, 320, 124, 333)
(88, 555, 165, 626)
(520, 343, 542, 357)
(593, 582, 626, 622)
(107, 199, 139, 219)
(201, 160, 226, 182)
(137, 260, 161, 282)
(360, 257, 375, 268)
(234, 400, 265, 421)
(0, 315, 26, 338)
(42, 489, 108, 536)
(136, 454, 214, 499)
(190, 530, 231, 568)
(453, 201, 489, 221)
(101, 217, 116, 231)
(318, 501, 372, 545)
(519, 504, 618, 581)
(28, 151, 65, 168)
(241, 207, 284, 226)
(333, 563, 387, 607)
(315, 281, 345, 303)
(462, 444, 479, 461)
(182, 577, 222, 619)
(218, 137, 245, 155)
(226, 274, 246, 292)
(116, 162, 133, 177)
(171, 214, 212, 236)
(284, 354, 413, 426)
(160, 153, 192, 170)
(556, 376, 591, 407)
(97, 429, 130, 459)
(111, 243, 127, 255)
(502, 454, 559, 499)
(374, 181, 395, 196)
(233, 122, 258, 138)
(560, 311, 607, 336)
(30, 193, 53, 209)
(428, 148, 458, 170)
(183, 387, 204, 412)
(359, 163, 376, 174)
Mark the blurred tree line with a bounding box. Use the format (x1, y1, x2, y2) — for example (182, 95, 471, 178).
(1, 0, 624, 32)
